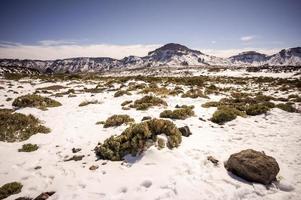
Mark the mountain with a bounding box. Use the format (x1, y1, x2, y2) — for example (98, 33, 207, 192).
(0, 44, 300, 73)
(267, 47, 301, 66)
(229, 51, 268, 66)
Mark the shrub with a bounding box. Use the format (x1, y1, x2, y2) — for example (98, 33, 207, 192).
(78, 100, 99, 107)
(140, 86, 171, 96)
(132, 95, 167, 110)
(36, 85, 66, 91)
(276, 103, 296, 112)
(160, 106, 194, 120)
(12, 94, 61, 109)
(0, 182, 23, 199)
(95, 119, 182, 161)
(114, 90, 131, 97)
(246, 104, 270, 116)
(181, 89, 208, 99)
(121, 100, 132, 106)
(18, 143, 39, 152)
(103, 114, 135, 128)
(0, 109, 50, 142)
(211, 106, 244, 124)
(202, 101, 221, 108)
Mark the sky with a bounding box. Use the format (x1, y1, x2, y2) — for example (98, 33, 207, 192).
(0, 0, 300, 59)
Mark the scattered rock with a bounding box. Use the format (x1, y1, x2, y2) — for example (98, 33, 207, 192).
(64, 155, 85, 162)
(178, 126, 192, 137)
(199, 117, 206, 121)
(207, 156, 219, 166)
(72, 148, 81, 153)
(225, 149, 280, 185)
(141, 116, 152, 121)
(89, 165, 99, 170)
(34, 191, 55, 200)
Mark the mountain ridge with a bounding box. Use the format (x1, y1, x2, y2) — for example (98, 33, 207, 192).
(0, 43, 300, 73)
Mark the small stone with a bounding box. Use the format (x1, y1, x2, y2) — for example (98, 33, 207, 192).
(89, 165, 99, 170)
(34, 191, 55, 200)
(72, 148, 81, 153)
(178, 126, 192, 137)
(207, 156, 219, 166)
(34, 166, 42, 170)
(199, 117, 206, 122)
(64, 155, 85, 162)
(141, 116, 152, 121)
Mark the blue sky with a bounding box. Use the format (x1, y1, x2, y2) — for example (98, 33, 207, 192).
(0, 0, 300, 59)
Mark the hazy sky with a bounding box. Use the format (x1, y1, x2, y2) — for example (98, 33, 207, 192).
(0, 0, 300, 59)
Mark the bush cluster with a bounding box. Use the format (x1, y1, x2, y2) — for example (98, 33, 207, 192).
(0, 109, 50, 142)
(103, 114, 135, 128)
(131, 95, 167, 110)
(160, 105, 194, 120)
(12, 94, 61, 109)
(95, 119, 182, 161)
(0, 182, 23, 199)
(18, 143, 39, 152)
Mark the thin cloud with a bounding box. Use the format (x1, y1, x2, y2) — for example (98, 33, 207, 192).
(240, 35, 255, 42)
(38, 40, 77, 46)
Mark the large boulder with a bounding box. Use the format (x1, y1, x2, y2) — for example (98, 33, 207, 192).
(225, 149, 280, 185)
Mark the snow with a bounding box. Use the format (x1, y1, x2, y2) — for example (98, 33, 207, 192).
(0, 76, 301, 200)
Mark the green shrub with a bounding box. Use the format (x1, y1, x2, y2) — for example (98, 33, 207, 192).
(12, 94, 61, 109)
(211, 106, 244, 124)
(36, 85, 66, 91)
(0, 182, 23, 199)
(121, 100, 132, 106)
(246, 104, 270, 116)
(103, 114, 135, 128)
(160, 106, 194, 120)
(0, 109, 50, 142)
(132, 95, 167, 110)
(78, 100, 99, 107)
(95, 119, 182, 161)
(114, 90, 131, 97)
(276, 103, 296, 112)
(202, 101, 221, 108)
(181, 89, 208, 99)
(18, 144, 39, 152)
(3, 73, 27, 80)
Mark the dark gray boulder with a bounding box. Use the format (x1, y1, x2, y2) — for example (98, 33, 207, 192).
(225, 149, 280, 185)
(178, 126, 192, 137)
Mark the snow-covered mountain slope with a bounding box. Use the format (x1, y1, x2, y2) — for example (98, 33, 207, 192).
(229, 51, 268, 66)
(0, 44, 300, 73)
(267, 47, 301, 66)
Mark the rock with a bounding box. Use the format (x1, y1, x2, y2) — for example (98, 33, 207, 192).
(72, 148, 81, 153)
(89, 165, 99, 170)
(34, 191, 55, 200)
(34, 166, 42, 170)
(141, 116, 152, 121)
(207, 156, 219, 166)
(178, 126, 192, 137)
(225, 149, 280, 185)
(199, 117, 206, 122)
(16, 192, 56, 200)
(64, 155, 85, 162)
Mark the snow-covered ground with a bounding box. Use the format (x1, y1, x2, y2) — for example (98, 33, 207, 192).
(0, 75, 301, 200)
